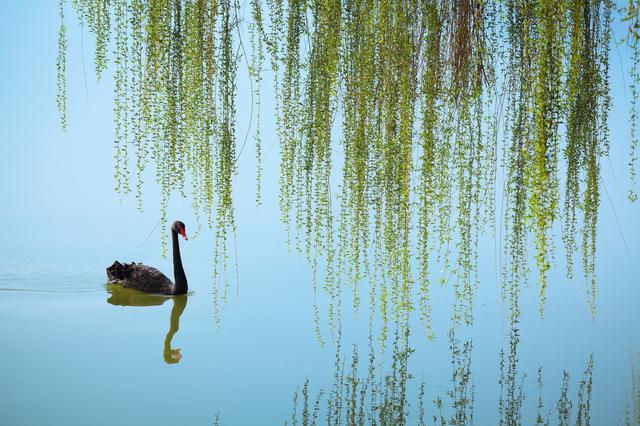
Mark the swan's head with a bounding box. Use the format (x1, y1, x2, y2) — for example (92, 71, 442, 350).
(172, 221, 188, 241)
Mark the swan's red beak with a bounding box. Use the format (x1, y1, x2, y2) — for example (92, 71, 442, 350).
(179, 228, 188, 240)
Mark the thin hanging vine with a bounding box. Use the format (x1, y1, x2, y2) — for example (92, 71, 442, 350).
(57, 0, 68, 131)
(626, 0, 640, 201)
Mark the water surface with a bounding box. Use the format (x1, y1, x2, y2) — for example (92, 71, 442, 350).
(1, 254, 638, 425)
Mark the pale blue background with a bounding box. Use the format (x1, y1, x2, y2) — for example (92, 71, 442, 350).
(0, 1, 639, 425)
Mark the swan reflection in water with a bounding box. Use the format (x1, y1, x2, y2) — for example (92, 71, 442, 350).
(106, 284, 188, 364)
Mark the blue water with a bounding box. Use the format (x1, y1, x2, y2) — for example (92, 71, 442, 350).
(1, 249, 638, 425)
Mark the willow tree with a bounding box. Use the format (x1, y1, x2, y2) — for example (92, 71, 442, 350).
(57, 0, 622, 338)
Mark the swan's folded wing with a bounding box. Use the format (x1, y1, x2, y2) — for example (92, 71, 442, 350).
(119, 264, 173, 294)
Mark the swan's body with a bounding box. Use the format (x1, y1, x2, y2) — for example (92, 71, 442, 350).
(106, 221, 188, 295)
(107, 262, 177, 294)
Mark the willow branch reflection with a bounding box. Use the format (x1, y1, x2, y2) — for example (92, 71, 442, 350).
(106, 284, 188, 364)
(287, 322, 596, 425)
(626, 348, 640, 425)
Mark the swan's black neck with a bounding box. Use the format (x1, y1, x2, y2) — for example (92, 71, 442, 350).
(171, 229, 188, 295)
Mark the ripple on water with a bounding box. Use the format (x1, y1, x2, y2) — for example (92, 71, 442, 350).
(0, 257, 105, 293)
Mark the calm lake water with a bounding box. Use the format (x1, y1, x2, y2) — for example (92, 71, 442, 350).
(1, 250, 638, 425)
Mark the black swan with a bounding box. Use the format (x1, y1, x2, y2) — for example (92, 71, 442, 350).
(106, 221, 188, 295)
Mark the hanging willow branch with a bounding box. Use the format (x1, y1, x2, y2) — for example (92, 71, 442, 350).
(57, 0, 621, 336)
(563, 0, 611, 317)
(626, 0, 640, 202)
(57, 0, 68, 131)
(529, 0, 565, 314)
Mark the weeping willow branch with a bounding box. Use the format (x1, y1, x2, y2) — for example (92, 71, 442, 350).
(563, 0, 611, 318)
(57, 0, 68, 131)
(625, 0, 640, 201)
